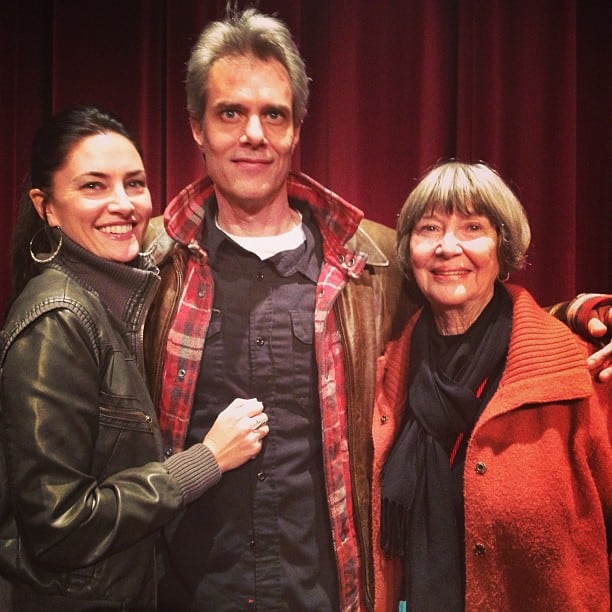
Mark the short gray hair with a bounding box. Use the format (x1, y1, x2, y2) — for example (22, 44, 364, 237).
(396, 161, 531, 281)
(186, 8, 310, 125)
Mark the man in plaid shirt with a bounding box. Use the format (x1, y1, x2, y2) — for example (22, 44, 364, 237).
(143, 8, 409, 610)
(143, 7, 612, 612)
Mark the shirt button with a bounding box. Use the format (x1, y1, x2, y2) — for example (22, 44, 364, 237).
(255, 336, 265, 346)
(257, 472, 266, 481)
(177, 368, 186, 380)
(380, 415, 387, 424)
(164, 447, 174, 458)
(257, 272, 265, 280)
(198, 289, 205, 298)
(249, 539, 255, 549)
(474, 543, 486, 556)
(475, 462, 487, 475)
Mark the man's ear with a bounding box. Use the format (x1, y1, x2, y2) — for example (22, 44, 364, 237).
(189, 115, 205, 149)
(29, 189, 59, 227)
(290, 122, 301, 154)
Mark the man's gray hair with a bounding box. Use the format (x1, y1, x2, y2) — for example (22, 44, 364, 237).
(186, 8, 310, 125)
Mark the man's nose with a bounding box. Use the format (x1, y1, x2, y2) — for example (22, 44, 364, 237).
(243, 115, 265, 144)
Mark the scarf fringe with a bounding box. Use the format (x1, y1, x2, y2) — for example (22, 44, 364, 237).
(380, 499, 408, 557)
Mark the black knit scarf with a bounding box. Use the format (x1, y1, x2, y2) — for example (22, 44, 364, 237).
(380, 283, 512, 611)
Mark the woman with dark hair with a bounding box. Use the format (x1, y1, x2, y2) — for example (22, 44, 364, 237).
(0, 106, 269, 611)
(371, 161, 611, 611)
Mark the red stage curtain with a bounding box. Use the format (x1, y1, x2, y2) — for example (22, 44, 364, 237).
(2, 0, 610, 315)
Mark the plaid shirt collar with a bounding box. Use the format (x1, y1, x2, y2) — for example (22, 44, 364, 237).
(158, 171, 369, 453)
(164, 172, 366, 274)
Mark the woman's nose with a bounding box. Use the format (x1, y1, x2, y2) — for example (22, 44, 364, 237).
(436, 231, 462, 255)
(107, 186, 135, 213)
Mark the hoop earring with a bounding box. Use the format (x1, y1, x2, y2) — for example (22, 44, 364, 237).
(497, 271, 510, 282)
(29, 226, 63, 264)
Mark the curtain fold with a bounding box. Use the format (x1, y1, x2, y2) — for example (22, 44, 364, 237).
(2, 0, 610, 315)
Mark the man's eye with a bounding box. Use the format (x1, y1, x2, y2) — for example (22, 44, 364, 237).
(264, 109, 286, 123)
(221, 109, 238, 119)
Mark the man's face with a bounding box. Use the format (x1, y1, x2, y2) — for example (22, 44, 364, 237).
(190, 54, 301, 213)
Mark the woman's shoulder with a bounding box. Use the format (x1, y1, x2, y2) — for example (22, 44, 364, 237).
(1, 269, 106, 358)
(7, 268, 101, 317)
(502, 283, 594, 393)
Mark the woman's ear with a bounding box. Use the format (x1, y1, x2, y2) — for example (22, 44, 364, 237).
(29, 189, 58, 226)
(29, 189, 47, 221)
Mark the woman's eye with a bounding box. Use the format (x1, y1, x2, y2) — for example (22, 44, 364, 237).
(127, 179, 146, 189)
(82, 181, 103, 190)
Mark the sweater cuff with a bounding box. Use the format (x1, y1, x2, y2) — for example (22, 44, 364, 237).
(164, 443, 222, 505)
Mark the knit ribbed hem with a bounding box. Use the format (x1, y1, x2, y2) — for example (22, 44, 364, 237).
(164, 443, 221, 505)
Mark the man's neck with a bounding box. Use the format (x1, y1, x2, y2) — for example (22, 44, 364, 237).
(216, 192, 301, 237)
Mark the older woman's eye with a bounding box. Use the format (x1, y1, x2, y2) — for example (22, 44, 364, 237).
(418, 224, 439, 234)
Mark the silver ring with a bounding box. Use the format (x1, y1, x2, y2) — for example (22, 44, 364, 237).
(253, 417, 266, 431)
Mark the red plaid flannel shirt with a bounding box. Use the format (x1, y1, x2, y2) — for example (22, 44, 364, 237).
(158, 171, 370, 610)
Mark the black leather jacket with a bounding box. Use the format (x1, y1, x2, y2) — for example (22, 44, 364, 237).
(0, 239, 217, 611)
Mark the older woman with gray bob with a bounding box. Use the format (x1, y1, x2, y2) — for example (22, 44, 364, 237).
(371, 161, 611, 611)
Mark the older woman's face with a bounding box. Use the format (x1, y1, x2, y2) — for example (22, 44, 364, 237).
(410, 210, 500, 327)
(34, 132, 151, 262)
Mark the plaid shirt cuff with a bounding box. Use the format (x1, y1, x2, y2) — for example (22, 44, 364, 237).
(550, 293, 612, 340)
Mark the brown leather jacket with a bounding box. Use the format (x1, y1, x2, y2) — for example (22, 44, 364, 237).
(143, 210, 412, 609)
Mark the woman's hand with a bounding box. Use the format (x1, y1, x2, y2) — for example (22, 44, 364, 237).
(203, 398, 269, 472)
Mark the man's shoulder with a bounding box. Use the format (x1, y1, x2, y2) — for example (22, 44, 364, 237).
(143, 216, 175, 264)
(358, 218, 396, 246)
(347, 217, 397, 267)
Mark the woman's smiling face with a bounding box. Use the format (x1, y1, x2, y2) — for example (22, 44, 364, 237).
(410, 210, 500, 332)
(31, 132, 152, 262)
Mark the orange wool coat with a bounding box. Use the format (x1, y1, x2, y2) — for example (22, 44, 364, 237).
(371, 284, 612, 611)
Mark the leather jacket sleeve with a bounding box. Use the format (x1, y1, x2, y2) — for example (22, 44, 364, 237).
(0, 308, 183, 571)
